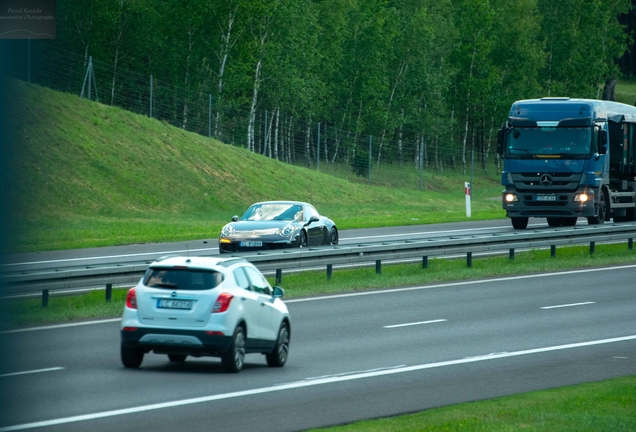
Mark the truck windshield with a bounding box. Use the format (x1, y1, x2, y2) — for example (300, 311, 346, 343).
(505, 127, 592, 158)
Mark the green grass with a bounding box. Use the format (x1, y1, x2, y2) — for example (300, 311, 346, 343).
(308, 376, 636, 431)
(3, 78, 502, 252)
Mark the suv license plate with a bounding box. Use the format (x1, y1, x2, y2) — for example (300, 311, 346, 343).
(157, 299, 192, 310)
(536, 195, 556, 201)
(240, 241, 263, 247)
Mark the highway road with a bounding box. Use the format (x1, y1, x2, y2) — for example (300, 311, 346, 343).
(1, 264, 635, 431)
(0, 217, 568, 269)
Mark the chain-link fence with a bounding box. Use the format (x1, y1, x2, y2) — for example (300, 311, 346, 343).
(8, 40, 499, 190)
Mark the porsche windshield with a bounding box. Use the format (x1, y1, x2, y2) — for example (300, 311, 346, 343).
(505, 126, 593, 158)
(241, 203, 303, 222)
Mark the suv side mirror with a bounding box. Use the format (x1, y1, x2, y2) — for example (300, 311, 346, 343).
(272, 286, 285, 298)
(598, 130, 608, 155)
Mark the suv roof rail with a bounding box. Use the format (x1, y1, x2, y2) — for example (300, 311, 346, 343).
(217, 258, 249, 267)
(154, 254, 180, 262)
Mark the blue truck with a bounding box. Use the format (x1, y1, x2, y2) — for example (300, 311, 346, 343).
(497, 97, 636, 229)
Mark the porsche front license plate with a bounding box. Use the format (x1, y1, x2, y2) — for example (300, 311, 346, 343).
(240, 241, 263, 247)
(157, 299, 192, 310)
(536, 195, 556, 201)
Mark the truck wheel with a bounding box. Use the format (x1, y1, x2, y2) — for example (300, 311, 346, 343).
(587, 192, 606, 225)
(511, 217, 528, 229)
(547, 218, 561, 227)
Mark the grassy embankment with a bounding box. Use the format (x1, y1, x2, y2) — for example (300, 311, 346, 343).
(4, 79, 503, 253)
(1, 80, 635, 431)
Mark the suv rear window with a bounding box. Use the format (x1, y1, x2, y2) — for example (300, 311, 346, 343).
(143, 267, 223, 291)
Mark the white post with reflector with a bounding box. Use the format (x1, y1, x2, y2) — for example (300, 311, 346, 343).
(465, 182, 471, 217)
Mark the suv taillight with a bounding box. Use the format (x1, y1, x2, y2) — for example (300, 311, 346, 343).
(126, 288, 137, 309)
(212, 292, 233, 313)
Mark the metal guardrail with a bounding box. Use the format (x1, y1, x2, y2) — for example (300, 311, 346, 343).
(1, 223, 635, 306)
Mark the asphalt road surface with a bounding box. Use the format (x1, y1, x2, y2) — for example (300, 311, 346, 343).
(1, 264, 635, 431)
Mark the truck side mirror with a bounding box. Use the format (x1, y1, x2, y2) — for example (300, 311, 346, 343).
(598, 130, 608, 155)
(497, 128, 504, 154)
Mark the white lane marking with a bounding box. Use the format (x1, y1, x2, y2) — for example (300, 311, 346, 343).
(541, 302, 596, 310)
(6, 264, 636, 333)
(1, 334, 635, 432)
(0, 319, 120, 334)
(384, 319, 447, 329)
(301, 365, 407, 381)
(0, 367, 64, 378)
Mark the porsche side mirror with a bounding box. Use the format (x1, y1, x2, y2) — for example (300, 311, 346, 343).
(305, 216, 319, 226)
(232, 215, 239, 222)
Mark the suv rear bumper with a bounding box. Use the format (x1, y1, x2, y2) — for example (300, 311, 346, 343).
(121, 327, 232, 356)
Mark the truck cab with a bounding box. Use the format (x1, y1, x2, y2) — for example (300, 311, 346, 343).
(497, 97, 636, 229)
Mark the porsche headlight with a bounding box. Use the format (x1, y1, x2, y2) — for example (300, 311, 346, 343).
(221, 224, 235, 237)
(279, 225, 294, 236)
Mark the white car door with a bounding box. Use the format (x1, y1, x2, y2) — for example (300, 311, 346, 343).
(231, 267, 264, 341)
(243, 266, 280, 342)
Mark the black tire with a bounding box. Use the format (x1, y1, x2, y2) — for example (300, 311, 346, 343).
(547, 217, 561, 227)
(298, 230, 308, 248)
(221, 326, 245, 373)
(329, 227, 338, 245)
(121, 343, 144, 369)
(168, 354, 187, 363)
(587, 191, 606, 225)
(561, 217, 577, 227)
(266, 322, 290, 368)
(511, 217, 528, 229)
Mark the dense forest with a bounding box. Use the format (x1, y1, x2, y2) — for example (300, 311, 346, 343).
(11, 0, 636, 177)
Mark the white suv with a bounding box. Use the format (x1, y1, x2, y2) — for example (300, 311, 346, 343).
(120, 256, 291, 373)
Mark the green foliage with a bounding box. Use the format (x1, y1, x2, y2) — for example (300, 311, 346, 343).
(44, 0, 633, 176)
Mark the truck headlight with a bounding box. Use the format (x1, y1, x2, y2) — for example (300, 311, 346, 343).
(574, 193, 589, 202)
(504, 193, 518, 203)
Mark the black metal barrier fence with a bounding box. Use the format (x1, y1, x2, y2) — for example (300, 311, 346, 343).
(1, 223, 635, 307)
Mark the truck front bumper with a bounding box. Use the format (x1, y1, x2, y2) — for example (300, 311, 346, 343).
(502, 187, 596, 218)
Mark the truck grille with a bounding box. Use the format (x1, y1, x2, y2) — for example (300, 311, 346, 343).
(511, 172, 581, 192)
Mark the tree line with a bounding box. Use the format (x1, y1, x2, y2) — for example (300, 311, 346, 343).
(50, 0, 634, 175)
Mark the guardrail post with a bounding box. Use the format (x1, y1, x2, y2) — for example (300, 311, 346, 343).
(42, 290, 49, 308)
(326, 264, 332, 280)
(629, 238, 633, 250)
(106, 283, 112, 302)
(275, 269, 282, 285)
(589, 241, 595, 255)
(551, 245, 556, 258)
(467, 252, 472, 268)
(509, 248, 515, 260)
(422, 256, 428, 268)
(375, 260, 381, 274)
